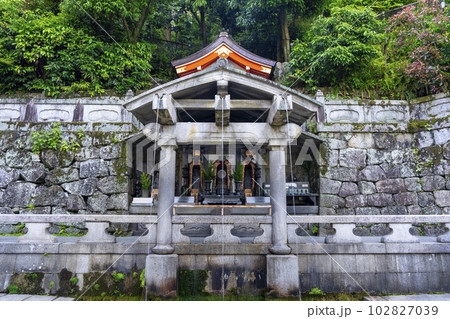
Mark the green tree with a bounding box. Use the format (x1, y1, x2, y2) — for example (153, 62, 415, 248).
(290, 6, 382, 88)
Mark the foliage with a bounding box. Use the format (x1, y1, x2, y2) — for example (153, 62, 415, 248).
(140, 269, 145, 288)
(290, 6, 382, 89)
(140, 173, 152, 190)
(0, 0, 154, 96)
(202, 161, 214, 181)
(69, 277, 79, 286)
(112, 271, 125, 283)
(31, 123, 80, 153)
(231, 162, 244, 181)
(7, 284, 19, 294)
(387, 0, 449, 95)
(309, 287, 325, 295)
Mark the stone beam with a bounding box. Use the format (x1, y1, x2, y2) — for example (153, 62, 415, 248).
(142, 122, 302, 145)
(215, 95, 230, 126)
(153, 94, 177, 125)
(175, 99, 271, 110)
(267, 94, 293, 126)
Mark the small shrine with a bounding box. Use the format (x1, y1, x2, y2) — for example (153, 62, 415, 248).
(124, 31, 321, 259)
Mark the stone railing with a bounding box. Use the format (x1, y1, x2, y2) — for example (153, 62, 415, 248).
(1, 214, 448, 245)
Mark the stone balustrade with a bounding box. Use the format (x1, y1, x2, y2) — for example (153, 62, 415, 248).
(1, 214, 448, 245)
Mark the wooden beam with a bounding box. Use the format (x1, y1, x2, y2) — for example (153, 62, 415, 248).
(215, 95, 230, 126)
(153, 94, 177, 125)
(267, 94, 293, 126)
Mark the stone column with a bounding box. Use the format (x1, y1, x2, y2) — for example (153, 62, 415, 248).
(269, 145, 291, 254)
(152, 143, 177, 254)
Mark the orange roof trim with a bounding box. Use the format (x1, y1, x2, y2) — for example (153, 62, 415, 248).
(171, 33, 276, 79)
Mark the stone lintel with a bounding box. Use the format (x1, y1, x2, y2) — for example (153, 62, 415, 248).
(153, 94, 177, 125)
(141, 122, 301, 145)
(214, 94, 230, 126)
(267, 94, 293, 126)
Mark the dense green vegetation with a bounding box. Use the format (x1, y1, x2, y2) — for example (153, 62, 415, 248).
(0, 0, 448, 99)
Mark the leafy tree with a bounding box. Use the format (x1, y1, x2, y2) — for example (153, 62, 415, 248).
(290, 6, 382, 88)
(0, 0, 154, 96)
(233, 0, 329, 61)
(387, 0, 449, 95)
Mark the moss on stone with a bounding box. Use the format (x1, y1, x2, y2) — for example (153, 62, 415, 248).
(9, 273, 45, 294)
(113, 142, 128, 184)
(407, 116, 449, 133)
(178, 269, 208, 297)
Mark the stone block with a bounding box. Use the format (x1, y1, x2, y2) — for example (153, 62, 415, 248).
(97, 176, 128, 194)
(5, 149, 31, 168)
(74, 146, 100, 162)
(339, 148, 366, 169)
(348, 133, 374, 149)
(336, 208, 354, 215)
(326, 167, 359, 182)
(328, 138, 347, 149)
(434, 190, 450, 207)
(346, 195, 367, 208)
(395, 134, 413, 148)
(421, 175, 445, 191)
(99, 144, 121, 159)
(370, 223, 390, 236)
(266, 255, 299, 298)
(19, 206, 51, 215)
(393, 192, 417, 206)
(360, 166, 386, 181)
(433, 128, 450, 145)
(2, 182, 36, 207)
(145, 254, 178, 297)
(355, 207, 380, 215)
(320, 178, 341, 194)
(320, 195, 346, 209)
(45, 167, 79, 184)
(339, 182, 359, 197)
(17, 223, 56, 243)
(444, 141, 450, 160)
(40, 149, 74, 168)
(381, 206, 407, 215)
(374, 133, 397, 149)
(407, 205, 421, 215)
(422, 206, 442, 215)
(414, 131, 434, 148)
(367, 149, 391, 165)
(30, 185, 67, 207)
(418, 192, 435, 207)
(20, 162, 45, 183)
(66, 194, 86, 211)
(367, 193, 394, 206)
(0, 167, 19, 188)
(79, 159, 109, 178)
(107, 193, 129, 210)
(62, 178, 97, 196)
(358, 181, 376, 195)
(375, 178, 405, 193)
(405, 178, 422, 192)
(87, 191, 108, 212)
(320, 207, 336, 215)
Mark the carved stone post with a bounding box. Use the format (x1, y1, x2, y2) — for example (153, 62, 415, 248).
(152, 142, 177, 254)
(268, 145, 291, 255)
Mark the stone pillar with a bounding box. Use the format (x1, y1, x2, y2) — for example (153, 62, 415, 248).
(269, 145, 291, 254)
(152, 143, 177, 254)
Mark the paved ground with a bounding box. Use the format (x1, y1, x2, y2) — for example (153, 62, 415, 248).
(0, 294, 74, 301)
(365, 294, 450, 301)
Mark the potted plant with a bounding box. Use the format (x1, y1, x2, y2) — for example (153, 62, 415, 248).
(202, 161, 214, 194)
(232, 162, 243, 195)
(140, 173, 152, 197)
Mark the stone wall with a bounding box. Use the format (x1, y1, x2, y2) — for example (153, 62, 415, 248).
(316, 93, 450, 236)
(0, 122, 133, 235)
